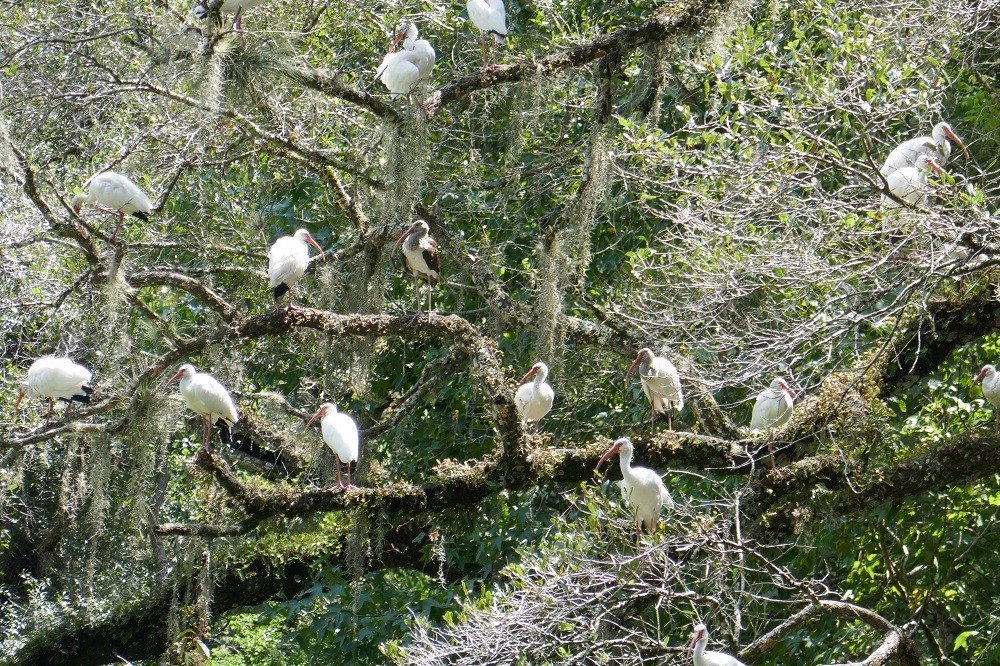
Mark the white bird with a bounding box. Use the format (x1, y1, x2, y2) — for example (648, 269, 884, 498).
(690, 624, 746, 666)
(625, 347, 683, 430)
(973, 364, 1000, 430)
(881, 121, 969, 176)
(268, 228, 325, 311)
(16, 356, 93, 420)
(307, 403, 360, 488)
(750, 377, 796, 432)
(397, 220, 440, 315)
(376, 21, 435, 96)
(881, 154, 945, 208)
(193, 0, 266, 30)
(595, 437, 673, 538)
(467, 0, 507, 65)
(515, 361, 554, 426)
(71, 171, 152, 239)
(166, 364, 239, 455)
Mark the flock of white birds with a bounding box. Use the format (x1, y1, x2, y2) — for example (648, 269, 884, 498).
(11, 3, 985, 661)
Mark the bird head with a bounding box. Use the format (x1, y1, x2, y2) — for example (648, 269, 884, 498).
(973, 364, 995, 386)
(390, 20, 414, 51)
(396, 219, 428, 244)
(915, 154, 945, 175)
(166, 363, 197, 387)
(936, 121, 970, 160)
(624, 348, 653, 382)
(519, 361, 548, 385)
(689, 623, 708, 650)
(596, 436, 632, 472)
(771, 376, 796, 400)
(293, 228, 325, 257)
(307, 402, 336, 426)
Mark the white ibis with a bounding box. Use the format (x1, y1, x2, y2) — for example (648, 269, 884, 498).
(307, 403, 360, 488)
(515, 361, 554, 427)
(397, 220, 440, 315)
(267, 228, 325, 311)
(16, 356, 93, 420)
(166, 364, 239, 455)
(750, 377, 795, 432)
(71, 171, 152, 239)
(595, 437, 674, 539)
(973, 364, 1000, 430)
(625, 347, 683, 431)
(467, 0, 507, 65)
(193, 0, 266, 30)
(690, 624, 746, 666)
(881, 154, 946, 208)
(881, 121, 969, 176)
(376, 20, 435, 96)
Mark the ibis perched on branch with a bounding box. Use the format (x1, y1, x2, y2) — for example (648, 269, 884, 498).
(267, 228, 325, 311)
(398, 220, 440, 315)
(973, 364, 1000, 430)
(307, 403, 360, 488)
(376, 20, 435, 96)
(750, 377, 795, 432)
(16, 356, 93, 421)
(881, 121, 969, 176)
(467, 0, 507, 65)
(193, 0, 266, 30)
(690, 624, 746, 666)
(882, 154, 945, 208)
(515, 361, 554, 427)
(166, 364, 239, 455)
(595, 437, 673, 540)
(71, 172, 152, 240)
(625, 347, 683, 431)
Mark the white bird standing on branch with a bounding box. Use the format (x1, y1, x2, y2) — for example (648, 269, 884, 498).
(16, 356, 93, 420)
(307, 403, 360, 488)
(166, 364, 239, 455)
(397, 219, 440, 315)
(595, 437, 673, 540)
(881, 154, 946, 208)
(881, 121, 969, 176)
(515, 361, 554, 427)
(267, 228, 325, 311)
(625, 347, 683, 431)
(376, 20, 435, 96)
(973, 364, 1000, 430)
(690, 624, 746, 666)
(750, 376, 796, 432)
(466, 0, 507, 65)
(193, 0, 266, 31)
(71, 171, 152, 240)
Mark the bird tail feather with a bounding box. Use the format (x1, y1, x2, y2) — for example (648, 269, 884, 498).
(272, 283, 289, 300)
(133, 211, 150, 222)
(70, 385, 93, 404)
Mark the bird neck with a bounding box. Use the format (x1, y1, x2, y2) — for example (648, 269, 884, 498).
(618, 449, 635, 481)
(693, 638, 707, 664)
(534, 369, 547, 387)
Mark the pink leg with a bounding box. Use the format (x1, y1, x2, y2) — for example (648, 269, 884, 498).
(335, 457, 343, 488)
(201, 417, 212, 454)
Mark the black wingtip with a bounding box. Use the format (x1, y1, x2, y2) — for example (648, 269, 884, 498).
(133, 211, 150, 222)
(272, 283, 289, 300)
(70, 390, 92, 404)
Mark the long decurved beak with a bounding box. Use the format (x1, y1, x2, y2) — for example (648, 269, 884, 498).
(389, 30, 405, 52)
(165, 369, 184, 387)
(14, 389, 26, 412)
(307, 407, 326, 427)
(396, 223, 418, 244)
(943, 126, 970, 160)
(973, 370, 987, 385)
(624, 356, 641, 383)
(519, 367, 538, 385)
(305, 234, 326, 260)
(928, 159, 946, 175)
(595, 443, 621, 472)
(783, 386, 797, 401)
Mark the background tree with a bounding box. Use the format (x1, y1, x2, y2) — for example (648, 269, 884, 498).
(0, 0, 997, 664)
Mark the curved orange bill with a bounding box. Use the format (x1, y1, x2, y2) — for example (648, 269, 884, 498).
(14, 389, 26, 412)
(595, 443, 621, 471)
(306, 234, 325, 259)
(518, 367, 538, 385)
(974, 369, 987, 385)
(165, 369, 185, 387)
(624, 356, 641, 383)
(943, 126, 970, 160)
(307, 408, 325, 427)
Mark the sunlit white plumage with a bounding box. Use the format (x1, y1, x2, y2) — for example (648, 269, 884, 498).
(690, 624, 746, 666)
(16, 356, 93, 413)
(308, 403, 360, 487)
(167, 364, 239, 453)
(267, 228, 324, 310)
(515, 361, 554, 424)
(750, 377, 795, 431)
(398, 220, 441, 314)
(626, 347, 683, 430)
(974, 364, 1000, 411)
(71, 172, 152, 237)
(377, 21, 435, 96)
(881, 121, 968, 176)
(596, 437, 673, 535)
(882, 154, 945, 208)
(467, 0, 508, 39)
(193, 0, 266, 29)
